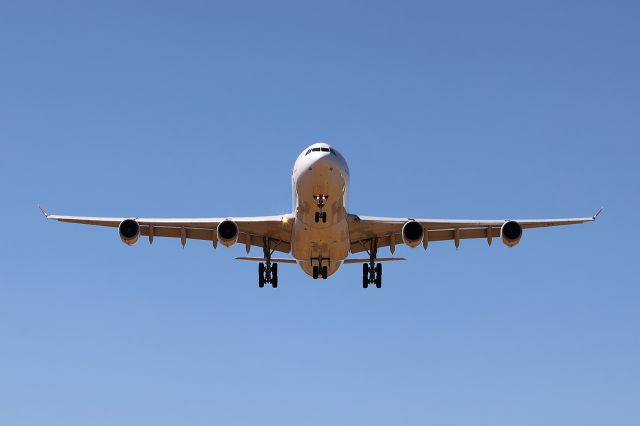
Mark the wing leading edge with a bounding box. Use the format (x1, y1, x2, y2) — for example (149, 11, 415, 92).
(41, 208, 294, 254)
(348, 209, 602, 254)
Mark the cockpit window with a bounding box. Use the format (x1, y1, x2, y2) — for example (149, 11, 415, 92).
(306, 147, 336, 155)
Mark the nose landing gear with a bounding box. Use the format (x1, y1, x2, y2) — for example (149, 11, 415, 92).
(313, 195, 328, 223)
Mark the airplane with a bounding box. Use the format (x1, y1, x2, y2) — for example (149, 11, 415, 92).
(40, 142, 602, 288)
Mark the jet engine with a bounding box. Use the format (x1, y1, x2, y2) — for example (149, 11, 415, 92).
(119, 219, 140, 246)
(402, 221, 424, 248)
(217, 220, 239, 247)
(501, 220, 523, 247)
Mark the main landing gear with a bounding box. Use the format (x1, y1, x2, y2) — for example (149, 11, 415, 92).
(362, 263, 382, 289)
(258, 262, 278, 288)
(313, 194, 328, 223)
(362, 240, 382, 288)
(258, 238, 278, 288)
(312, 264, 328, 280)
(312, 256, 329, 279)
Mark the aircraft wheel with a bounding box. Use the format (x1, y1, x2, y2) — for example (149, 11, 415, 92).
(321, 266, 328, 279)
(258, 263, 265, 288)
(271, 263, 278, 288)
(314, 212, 320, 223)
(375, 263, 382, 288)
(322, 212, 327, 223)
(312, 266, 319, 279)
(362, 263, 369, 288)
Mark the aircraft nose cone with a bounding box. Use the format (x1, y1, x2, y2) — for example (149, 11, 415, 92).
(313, 153, 333, 170)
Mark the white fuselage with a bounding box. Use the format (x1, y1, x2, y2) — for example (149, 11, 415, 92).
(290, 144, 350, 277)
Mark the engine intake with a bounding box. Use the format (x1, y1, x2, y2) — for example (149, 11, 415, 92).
(217, 220, 239, 247)
(119, 219, 140, 246)
(402, 221, 424, 248)
(501, 220, 523, 247)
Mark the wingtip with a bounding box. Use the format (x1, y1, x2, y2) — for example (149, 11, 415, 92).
(593, 207, 604, 220)
(38, 204, 50, 218)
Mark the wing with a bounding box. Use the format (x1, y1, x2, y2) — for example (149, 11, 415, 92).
(348, 209, 603, 254)
(41, 207, 294, 253)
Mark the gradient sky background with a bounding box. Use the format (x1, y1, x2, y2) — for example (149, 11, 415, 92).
(1, 1, 638, 425)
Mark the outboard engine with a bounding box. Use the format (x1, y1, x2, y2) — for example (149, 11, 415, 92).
(119, 219, 140, 245)
(217, 220, 239, 247)
(501, 220, 523, 247)
(402, 221, 424, 248)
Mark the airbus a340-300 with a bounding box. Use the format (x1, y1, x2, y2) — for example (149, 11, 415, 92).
(42, 143, 601, 288)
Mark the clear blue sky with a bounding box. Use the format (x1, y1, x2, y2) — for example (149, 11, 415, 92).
(1, 1, 638, 425)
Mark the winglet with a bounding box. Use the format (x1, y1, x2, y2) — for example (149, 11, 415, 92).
(38, 204, 50, 218)
(593, 207, 604, 220)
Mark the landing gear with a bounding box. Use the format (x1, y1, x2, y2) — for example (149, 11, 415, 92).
(362, 239, 382, 288)
(258, 262, 278, 288)
(271, 263, 278, 288)
(312, 264, 328, 280)
(362, 262, 382, 288)
(259, 263, 266, 288)
(313, 195, 328, 223)
(258, 238, 278, 288)
(312, 256, 328, 280)
(363, 263, 369, 288)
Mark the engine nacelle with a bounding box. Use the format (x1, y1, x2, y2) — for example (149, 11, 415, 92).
(402, 221, 424, 248)
(501, 220, 523, 248)
(119, 219, 140, 246)
(217, 220, 239, 247)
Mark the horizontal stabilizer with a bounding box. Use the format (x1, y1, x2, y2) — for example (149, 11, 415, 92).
(235, 257, 297, 264)
(343, 257, 405, 264)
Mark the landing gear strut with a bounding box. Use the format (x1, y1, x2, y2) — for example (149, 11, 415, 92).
(259, 238, 278, 288)
(362, 239, 382, 288)
(313, 195, 328, 223)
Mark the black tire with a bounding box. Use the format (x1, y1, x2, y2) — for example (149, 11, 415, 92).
(258, 263, 265, 288)
(314, 212, 320, 223)
(321, 266, 328, 279)
(375, 263, 382, 288)
(362, 263, 369, 288)
(312, 266, 319, 279)
(271, 263, 278, 287)
(322, 212, 327, 223)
